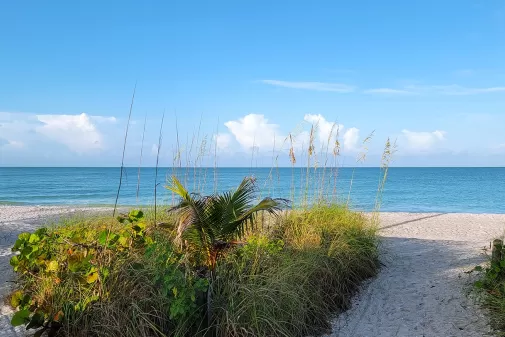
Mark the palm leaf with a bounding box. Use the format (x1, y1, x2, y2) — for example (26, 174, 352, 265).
(222, 197, 290, 238)
(166, 176, 214, 250)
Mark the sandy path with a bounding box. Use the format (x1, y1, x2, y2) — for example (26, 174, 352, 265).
(0, 209, 503, 336)
(330, 212, 505, 337)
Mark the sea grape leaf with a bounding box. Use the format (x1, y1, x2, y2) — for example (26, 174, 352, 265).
(11, 309, 30, 326)
(98, 230, 109, 245)
(46, 260, 58, 272)
(86, 272, 99, 284)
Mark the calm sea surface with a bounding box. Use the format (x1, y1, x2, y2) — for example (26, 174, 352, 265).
(0, 167, 504, 213)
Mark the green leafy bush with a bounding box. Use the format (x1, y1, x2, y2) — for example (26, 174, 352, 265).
(8, 210, 201, 336)
(473, 243, 505, 335)
(8, 203, 379, 337)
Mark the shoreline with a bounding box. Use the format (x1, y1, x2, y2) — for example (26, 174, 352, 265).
(2, 204, 505, 216)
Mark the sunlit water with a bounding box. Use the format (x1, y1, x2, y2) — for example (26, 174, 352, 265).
(1, 167, 504, 213)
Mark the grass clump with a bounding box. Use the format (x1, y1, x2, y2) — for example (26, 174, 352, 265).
(8, 179, 379, 337)
(212, 205, 379, 337)
(473, 240, 505, 336)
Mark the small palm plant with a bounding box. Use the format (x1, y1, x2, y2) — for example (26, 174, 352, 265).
(166, 175, 289, 271)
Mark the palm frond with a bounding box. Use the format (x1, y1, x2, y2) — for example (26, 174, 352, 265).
(223, 197, 290, 238)
(166, 176, 215, 249)
(165, 175, 290, 269)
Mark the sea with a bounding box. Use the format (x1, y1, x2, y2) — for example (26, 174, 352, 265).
(0, 167, 504, 213)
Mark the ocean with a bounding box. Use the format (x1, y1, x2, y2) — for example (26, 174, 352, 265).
(0, 167, 504, 213)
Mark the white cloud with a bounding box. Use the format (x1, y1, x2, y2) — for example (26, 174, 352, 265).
(261, 80, 356, 93)
(224, 114, 281, 151)
(401, 129, 446, 151)
(213, 133, 232, 150)
(343, 127, 360, 151)
(36, 113, 104, 153)
(90, 116, 117, 123)
(364, 88, 414, 95)
(364, 84, 505, 95)
(303, 114, 343, 145)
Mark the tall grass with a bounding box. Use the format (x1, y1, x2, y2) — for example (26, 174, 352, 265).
(212, 206, 378, 337)
(7, 112, 395, 336)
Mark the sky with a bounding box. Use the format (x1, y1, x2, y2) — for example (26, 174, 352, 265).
(1, 0, 505, 167)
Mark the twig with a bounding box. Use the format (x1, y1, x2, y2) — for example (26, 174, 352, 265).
(113, 83, 136, 217)
(154, 112, 165, 225)
(136, 112, 147, 204)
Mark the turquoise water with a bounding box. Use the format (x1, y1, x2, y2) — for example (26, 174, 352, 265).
(0, 167, 504, 213)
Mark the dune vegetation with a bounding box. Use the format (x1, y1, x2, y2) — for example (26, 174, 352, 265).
(8, 176, 379, 337)
(7, 117, 396, 336)
(473, 240, 505, 336)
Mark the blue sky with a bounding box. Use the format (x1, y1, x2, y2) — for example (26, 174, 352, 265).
(1, 0, 505, 167)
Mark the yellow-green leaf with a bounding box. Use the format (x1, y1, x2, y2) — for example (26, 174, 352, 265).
(46, 260, 58, 272)
(86, 272, 99, 284)
(118, 236, 128, 247)
(10, 290, 23, 308)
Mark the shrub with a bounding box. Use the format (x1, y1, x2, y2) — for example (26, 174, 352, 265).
(474, 242, 505, 335)
(8, 210, 209, 337)
(8, 204, 378, 336)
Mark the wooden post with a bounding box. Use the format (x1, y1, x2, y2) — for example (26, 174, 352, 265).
(492, 239, 503, 263)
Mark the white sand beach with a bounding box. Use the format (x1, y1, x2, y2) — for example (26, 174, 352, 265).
(330, 212, 505, 337)
(0, 207, 504, 336)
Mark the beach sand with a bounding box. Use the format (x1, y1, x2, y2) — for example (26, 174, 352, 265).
(330, 212, 505, 337)
(0, 207, 504, 336)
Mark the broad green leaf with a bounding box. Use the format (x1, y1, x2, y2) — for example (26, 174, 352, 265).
(21, 246, 33, 257)
(12, 239, 24, 251)
(10, 290, 24, 308)
(98, 230, 109, 245)
(11, 309, 30, 326)
(28, 233, 40, 244)
(129, 210, 144, 221)
(46, 260, 58, 272)
(86, 272, 99, 284)
(117, 236, 128, 247)
(18, 233, 30, 241)
(10, 255, 19, 267)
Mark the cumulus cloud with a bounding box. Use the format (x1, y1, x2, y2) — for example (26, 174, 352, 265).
(261, 80, 356, 93)
(401, 129, 446, 151)
(224, 114, 281, 151)
(343, 127, 360, 151)
(213, 133, 232, 151)
(303, 114, 343, 144)
(36, 113, 108, 153)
